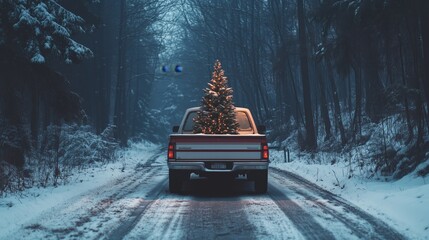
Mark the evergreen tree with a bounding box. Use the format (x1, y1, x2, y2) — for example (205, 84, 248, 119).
(193, 60, 239, 134)
(0, 0, 93, 178)
(0, 0, 93, 64)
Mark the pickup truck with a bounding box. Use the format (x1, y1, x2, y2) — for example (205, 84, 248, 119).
(167, 107, 269, 193)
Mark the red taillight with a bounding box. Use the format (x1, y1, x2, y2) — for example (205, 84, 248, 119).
(168, 144, 175, 159)
(262, 144, 269, 160)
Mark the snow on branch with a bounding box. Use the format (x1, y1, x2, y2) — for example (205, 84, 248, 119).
(4, 0, 93, 63)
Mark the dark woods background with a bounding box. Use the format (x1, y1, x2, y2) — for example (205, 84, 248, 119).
(0, 0, 428, 192)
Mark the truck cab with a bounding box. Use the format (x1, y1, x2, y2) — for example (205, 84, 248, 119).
(168, 107, 269, 193)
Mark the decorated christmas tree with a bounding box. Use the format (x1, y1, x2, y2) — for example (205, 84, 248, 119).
(193, 60, 239, 134)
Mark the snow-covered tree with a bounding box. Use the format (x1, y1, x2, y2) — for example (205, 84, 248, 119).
(0, 0, 93, 63)
(193, 60, 239, 134)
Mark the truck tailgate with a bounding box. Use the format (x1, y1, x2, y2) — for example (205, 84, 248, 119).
(169, 134, 266, 161)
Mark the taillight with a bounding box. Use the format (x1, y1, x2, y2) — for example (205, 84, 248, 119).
(262, 144, 269, 160)
(168, 143, 175, 159)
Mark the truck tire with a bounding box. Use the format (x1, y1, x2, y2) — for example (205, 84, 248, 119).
(254, 170, 268, 194)
(169, 170, 182, 193)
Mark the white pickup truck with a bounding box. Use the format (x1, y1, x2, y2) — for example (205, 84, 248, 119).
(167, 107, 269, 193)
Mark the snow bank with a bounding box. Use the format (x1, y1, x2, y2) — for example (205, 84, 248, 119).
(270, 150, 429, 239)
(0, 141, 159, 238)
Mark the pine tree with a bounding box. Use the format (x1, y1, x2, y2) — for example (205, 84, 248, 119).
(0, 0, 93, 64)
(193, 60, 239, 134)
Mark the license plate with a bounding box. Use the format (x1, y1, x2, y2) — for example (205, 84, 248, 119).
(211, 163, 227, 169)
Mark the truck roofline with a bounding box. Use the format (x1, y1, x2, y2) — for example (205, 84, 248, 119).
(185, 106, 250, 112)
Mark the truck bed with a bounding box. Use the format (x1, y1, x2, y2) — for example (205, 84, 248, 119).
(169, 134, 267, 162)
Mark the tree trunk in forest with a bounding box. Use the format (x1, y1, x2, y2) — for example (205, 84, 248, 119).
(398, 35, 414, 142)
(297, 0, 317, 151)
(31, 71, 39, 146)
(95, 0, 110, 134)
(256, 0, 270, 121)
(305, 14, 331, 142)
(420, 0, 429, 132)
(364, 34, 384, 123)
(352, 66, 362, 137)
(406, 12, 424, 146)
(287, 58, 305, 126)
(274, 62, 284, 123)
(347, 75, 352, 115)
(326, 60, 346, 145)
(113, 0, 128, 147)
(316, 63, 332, 141)
(269, 0, 293, 124)
(274, 55, 292, 124)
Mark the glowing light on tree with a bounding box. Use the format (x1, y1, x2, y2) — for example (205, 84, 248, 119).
(193, 60, 239, 134)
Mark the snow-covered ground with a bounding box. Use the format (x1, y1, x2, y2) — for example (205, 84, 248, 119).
(270, 149, 429, 239)
(0, 141, 160, 238)
(1, 137, 427, 239)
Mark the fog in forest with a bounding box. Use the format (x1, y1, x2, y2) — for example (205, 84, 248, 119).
(1, 0, 429, 192)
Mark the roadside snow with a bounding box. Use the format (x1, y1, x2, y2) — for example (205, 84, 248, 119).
(0, 141, 159, 238)
(270, 150, 429, 239)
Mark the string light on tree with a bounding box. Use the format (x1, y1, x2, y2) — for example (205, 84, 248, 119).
(193, 60, 239, 134)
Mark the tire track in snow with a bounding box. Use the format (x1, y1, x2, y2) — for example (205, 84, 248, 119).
(270, 171, 368, 239)
(107, 177, 169, 240)
(239, 194, 306, 239)
(180, 178, 258, 240)
(65, 151, 167, 239)
(269, 167, 407, 240)
(121, 188, 188, 240)
(11, 149, 165, 240)
(267, 181, 336, 240)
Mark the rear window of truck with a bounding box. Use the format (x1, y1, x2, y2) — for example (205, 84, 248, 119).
(235, 111, 251, 130)
(183, 111, 252, 132)
(183, 111, 197, 131)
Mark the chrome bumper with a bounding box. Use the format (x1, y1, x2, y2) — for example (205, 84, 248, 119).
(168, 161, 269, 172)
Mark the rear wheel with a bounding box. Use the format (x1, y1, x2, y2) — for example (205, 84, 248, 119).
(169, 170, 187, 193)
(254, 170, 268, 194)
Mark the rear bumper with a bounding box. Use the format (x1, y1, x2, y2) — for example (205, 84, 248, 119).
(168, 161, 269, 172)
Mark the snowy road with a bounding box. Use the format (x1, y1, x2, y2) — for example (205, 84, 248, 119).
(5, 150, 407, 240)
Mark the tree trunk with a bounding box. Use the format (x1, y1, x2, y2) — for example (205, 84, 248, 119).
(95, 0, 109, 134)
(304, 11, 331, 142)
(398, 35, 413, 142)
(326, 60, 346, 144)
(405, 11, 424, 146)
(113, 0, 128, 146)
(363, 34, 384, 123)
(352, 65, 362, 137)
(419, 0, 429, 132)
(316, 63, 332, 141)
(297, 0, 317, 151)
(31, 72, 39, 146)
(287, 58, 305, 126)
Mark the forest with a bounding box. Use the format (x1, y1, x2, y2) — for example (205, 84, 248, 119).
(0, 0, 428, 193)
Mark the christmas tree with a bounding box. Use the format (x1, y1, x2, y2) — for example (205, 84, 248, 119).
(193, 60, 239, 134)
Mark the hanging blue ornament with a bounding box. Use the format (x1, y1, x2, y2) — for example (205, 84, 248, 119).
(175, 65, 183, 73)
(162, 65, 169, 73)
